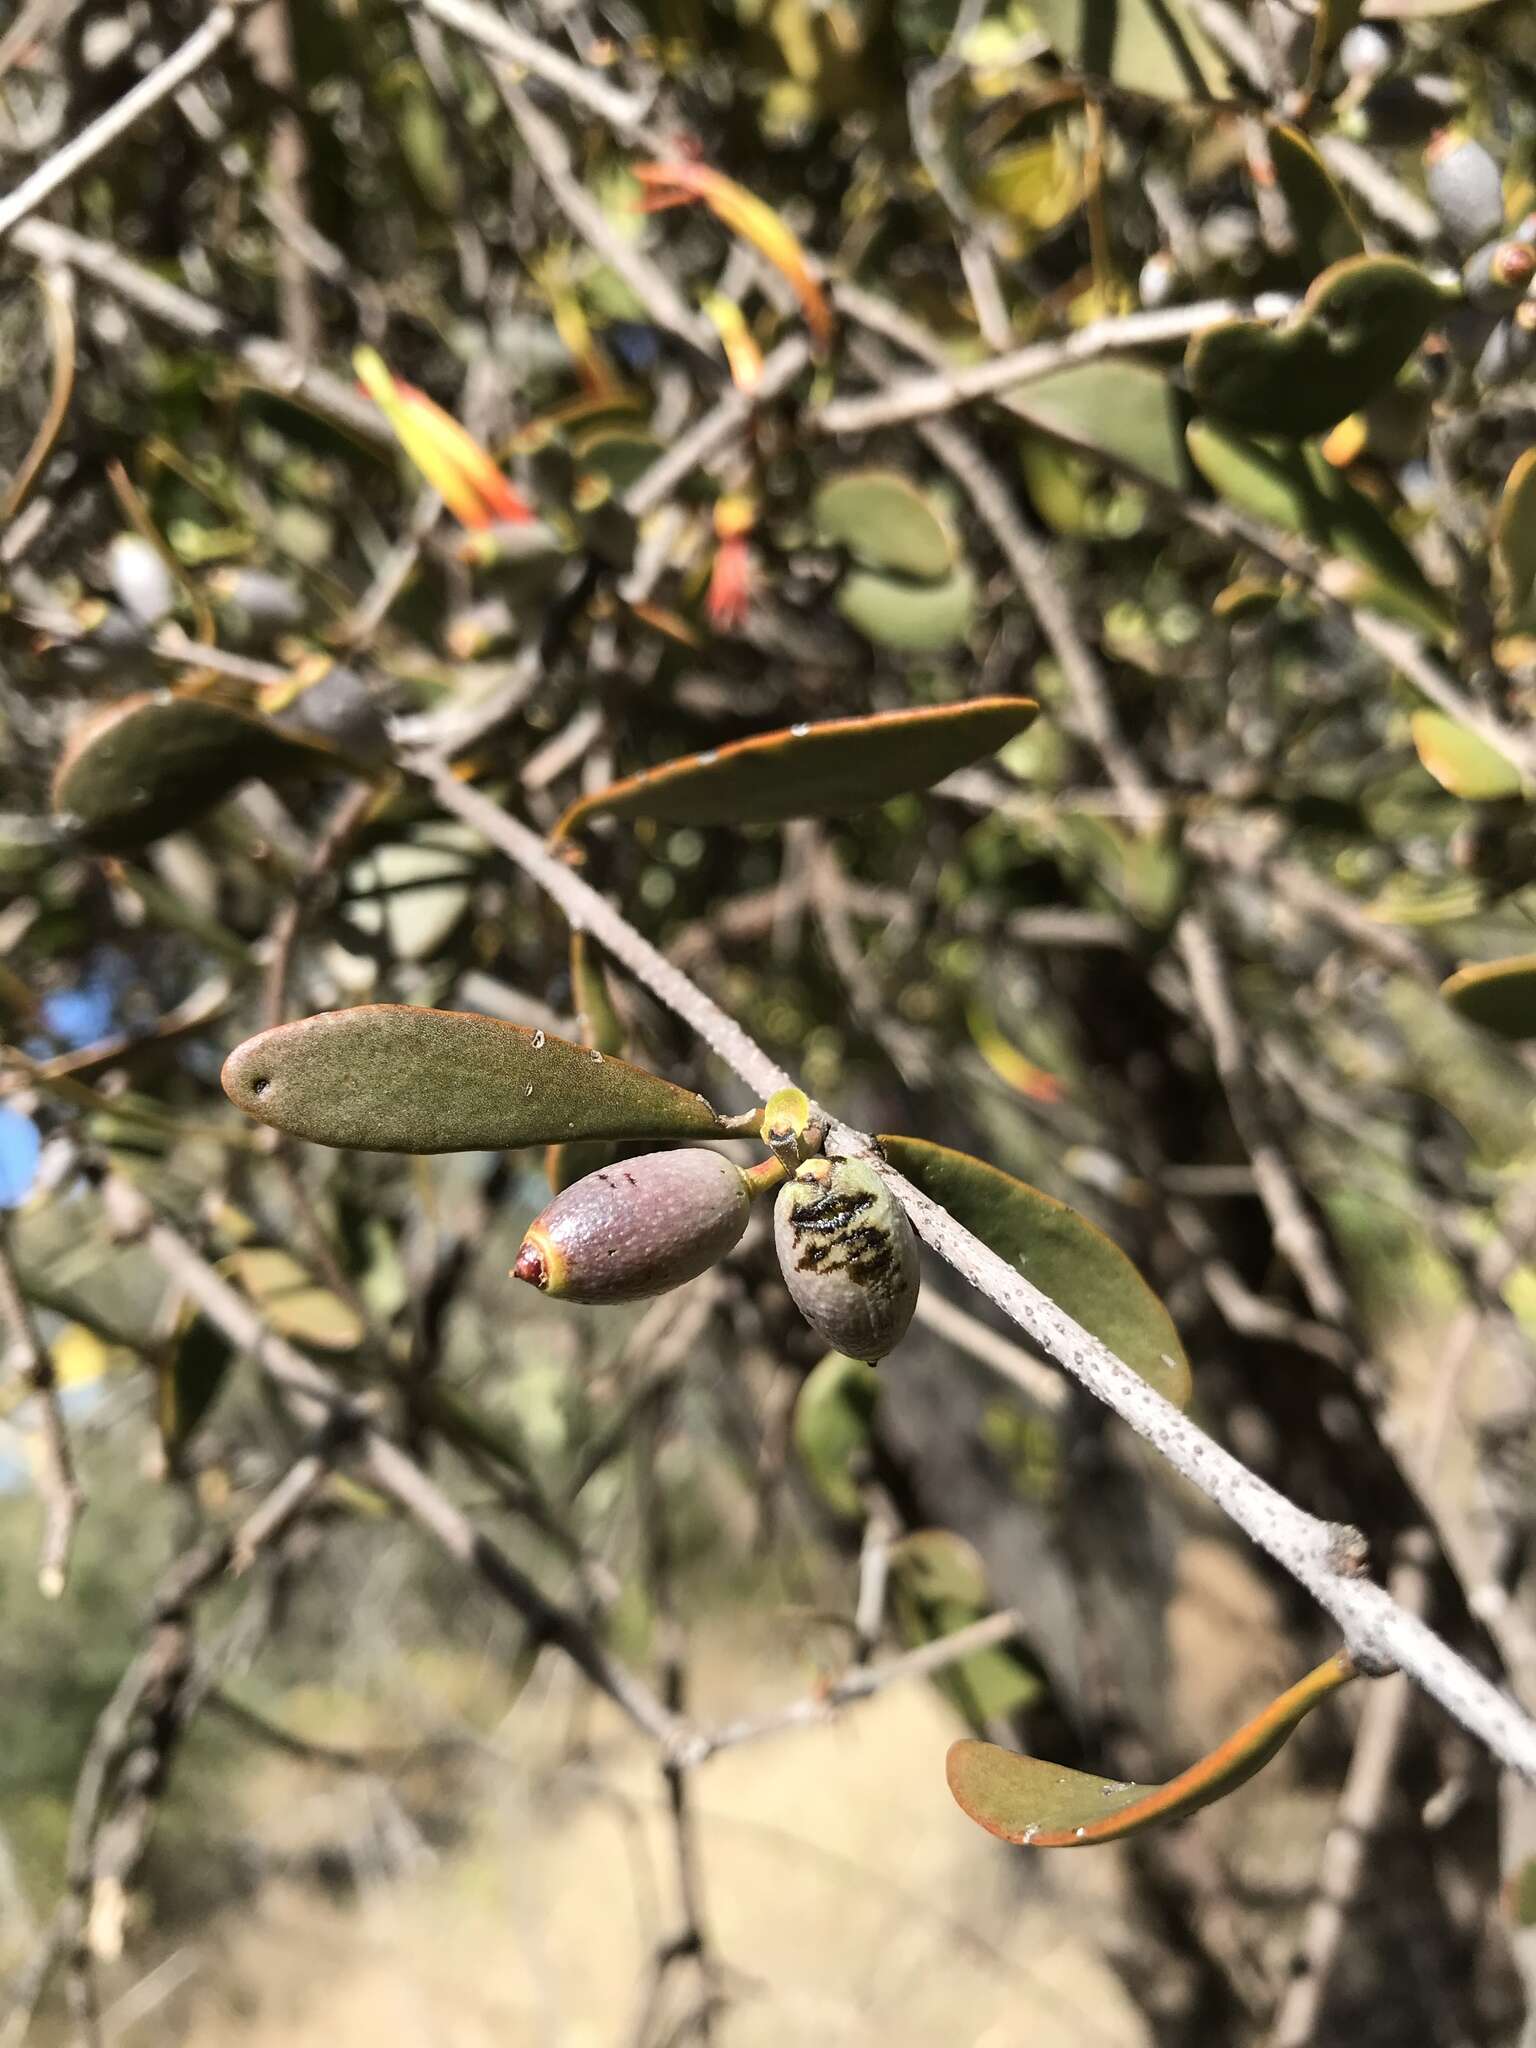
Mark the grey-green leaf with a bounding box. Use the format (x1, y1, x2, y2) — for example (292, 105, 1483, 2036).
(879, 1136, 1190, 1407)
(52, 691, 328, 851)
(1006, 360, 1190, 493)
(813, 470, 958, 580)
(554, 697, 1035, 837)
(1186, 254, 1444, 439)
(1026, 0, 1231, 101)
(223, 1005, 732, 1153)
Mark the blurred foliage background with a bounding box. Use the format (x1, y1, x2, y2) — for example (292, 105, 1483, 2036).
(10, 0, 1536, 2040)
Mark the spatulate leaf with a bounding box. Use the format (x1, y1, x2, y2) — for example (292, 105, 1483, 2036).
(1006, 360, 1189, 493)
(1186, 420, 1451, 639)
(1494, 448, 1536, 629)
(52, 691, 326, 851)
(836, 566, 977, 652)
(1026, 0, 1231, 101)
(220, 1247, 365, 1350)
(223, 1004, 732, 1153)
(948, 1651, 1355, 1846)
(878, 1136, 1190, 1407)
(1267, 122, 1364, 275)
(553, 697, 1036, 838)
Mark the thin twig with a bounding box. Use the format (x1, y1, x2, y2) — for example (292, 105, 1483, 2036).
(0, 1213, 84, 1597)
(414, 762, 1536, 1780)
(0, 2, 258, 242)
(1268, 1537, 1434, 2047)
(408, 0, 663, 145)
(911, 401, 1163, 830)
(496, 76, 710, 352)
(912, 1285, 1070, 1413)
(682, 1608, 1029, 1764)
(104, 1179, 687, 1752)
(1175, 907, 1357, 1334)
(816, 293, 1293, 436)
(624, 337, 811, 520)
(243, 0, 319, 359)
(8, 218, 388, 441)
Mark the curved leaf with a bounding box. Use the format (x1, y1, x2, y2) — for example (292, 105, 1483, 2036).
(342, 826, 480, 963)
(1494, 447, 1536, 629)
(223, 1004, 732, 1153)
(813, 470, 957, 580)
(220, 1248, 364, 1351)
(1410, 711, 1522, 801)
(889, 1530, 1045, 1727)
(52, 692, 324, 851)
(793, 1350, 880, 1519)
(878, 1136, 1190, 1407)
(1186, 254, 1444, 439)
(1267, 122, 1363, 275)
(836, 566, 977, 652)
(1440, 955, 1536, 1040)
(1187, 420, 1451, 639)
(160, 1312, 236, 1456)
(1006, 360, 1189, 493)
(947, 1650, 1355, 1846)
(553, 697, 1036, 838)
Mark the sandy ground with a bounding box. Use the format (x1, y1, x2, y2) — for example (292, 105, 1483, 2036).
(88, 1633, 1155, 2048)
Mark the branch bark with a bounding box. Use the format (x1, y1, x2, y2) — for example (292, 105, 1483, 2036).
(414, 761, 1536, 1782)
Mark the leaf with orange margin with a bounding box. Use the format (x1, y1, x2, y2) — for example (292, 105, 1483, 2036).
(552, 697, 1036, 839)
(948, 1651, 1356, 1846)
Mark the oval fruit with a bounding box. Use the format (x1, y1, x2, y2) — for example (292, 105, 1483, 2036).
(773, 1157, 919, 1363)
(512, 1149, 751, 1304)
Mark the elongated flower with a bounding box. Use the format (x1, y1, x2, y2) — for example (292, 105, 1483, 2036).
(702, 292, 765, 394)
(354, 347, 533, 529)
(635, 162, 833, 354)
(708, 495, 756, 631)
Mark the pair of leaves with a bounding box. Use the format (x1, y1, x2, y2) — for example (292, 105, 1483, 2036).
(811, 470, 977, 652)
(552, 696, 1037, 840)
(949, 1650, 1356, 1847)
(225, 1013, 1190, 1416)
